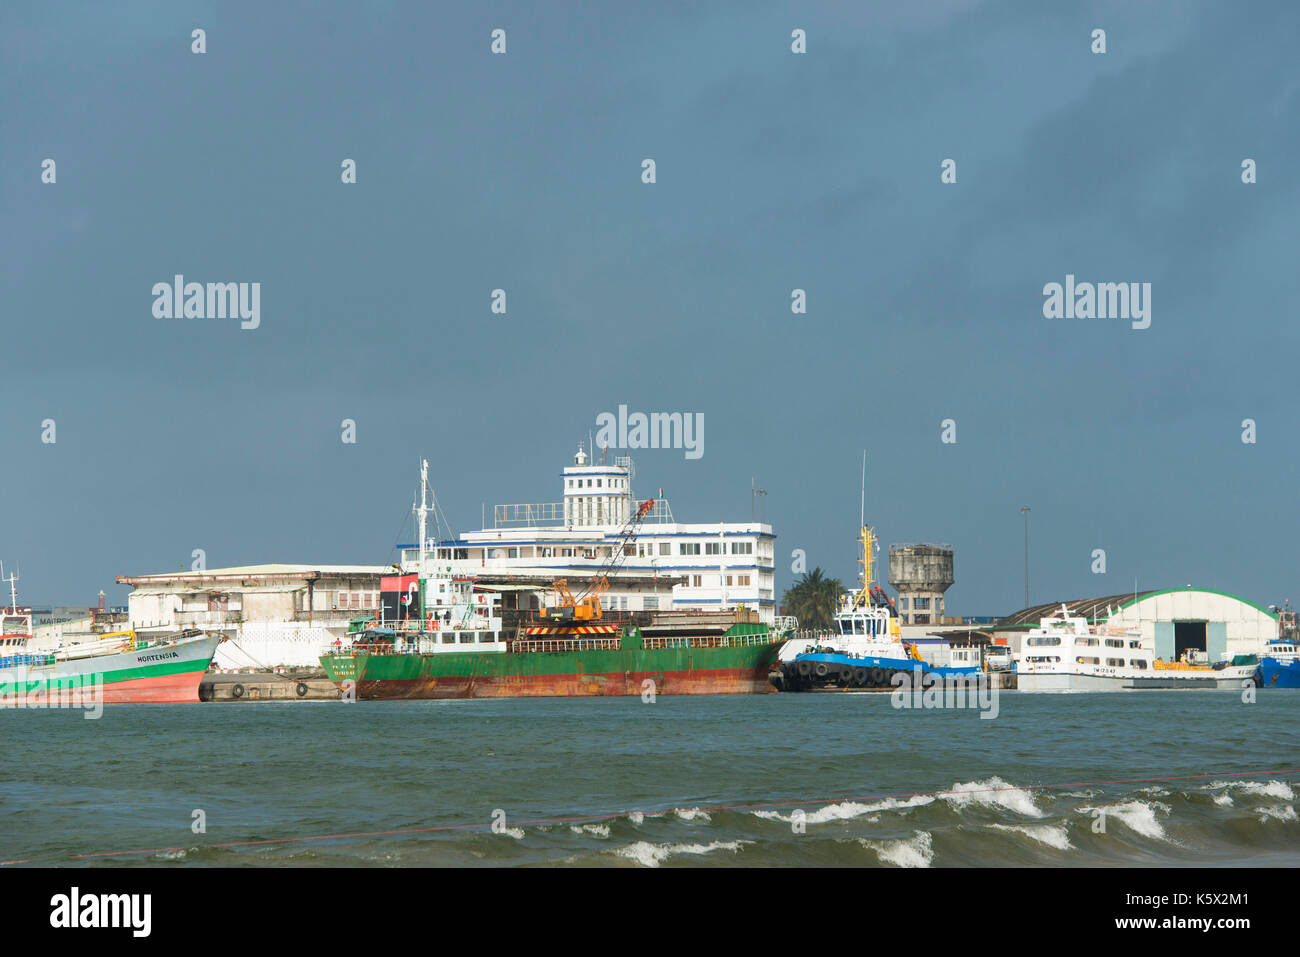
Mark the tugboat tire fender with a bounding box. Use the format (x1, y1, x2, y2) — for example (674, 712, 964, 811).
(231, 683, 245, 699)
(296, 681, 309, 697)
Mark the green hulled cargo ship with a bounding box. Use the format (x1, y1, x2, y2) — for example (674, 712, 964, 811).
(319, 459, 791, 700)
(321, 611, 787, 699)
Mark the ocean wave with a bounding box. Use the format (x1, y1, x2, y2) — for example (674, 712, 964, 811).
(570, 823, 611, 838)
(494, 826, 525, 840)
(988, 823, 1073, 851)
(858, 830, 933, 868)
(942, 777, 1043, 818)
(1206, 780, 1295, 801)
(1256, 806, 1297, 823)
(613, 839, 750, 868)
(673, 807, 712, 822)
(752, 795, 932, 825)
(628, 812, 644, 826)
(1080, 800, 1170, 841)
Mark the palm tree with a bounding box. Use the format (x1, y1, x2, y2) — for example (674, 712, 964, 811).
(781, 567, 844, 632)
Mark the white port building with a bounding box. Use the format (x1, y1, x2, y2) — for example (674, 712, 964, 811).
(400, 446, 778, 621)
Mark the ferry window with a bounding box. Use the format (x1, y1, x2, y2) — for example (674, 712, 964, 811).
(659, 543, 670, 556)
(508, 548, 518, 558)
(1130, 660, 1148, 669)
(1106, 658, 1124, 667)
(1129, 640, 1140, 648)
(730, 542, 753, 555)
(442, 633, 454, 644)
(1105, 639, 1123, 647)
(478, 632, 493, 643)
(680, 543, 701, 555)
(459, 632, 474, 643)
(705, 542, 723, 555)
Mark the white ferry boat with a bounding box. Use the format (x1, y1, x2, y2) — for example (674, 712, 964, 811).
(1016, 606, 1258, 691)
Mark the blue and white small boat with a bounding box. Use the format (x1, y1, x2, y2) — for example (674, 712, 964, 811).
(1259, 639, 1300, 688)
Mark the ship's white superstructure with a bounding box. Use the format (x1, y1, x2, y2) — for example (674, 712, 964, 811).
(399, 446, 776, 621)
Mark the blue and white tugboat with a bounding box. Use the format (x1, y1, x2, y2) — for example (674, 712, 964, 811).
(773, 526, 980, 691)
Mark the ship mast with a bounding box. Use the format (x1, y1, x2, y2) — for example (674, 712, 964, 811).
(1, 561, 17, 615)
(415, 459, 430, 573)
(852, 453, 878, 609)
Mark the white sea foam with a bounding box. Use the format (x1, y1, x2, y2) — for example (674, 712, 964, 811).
(989, 823, 1073, 851)
(942, 777, 1043, 818)
(752, 795, 933, 825)
(673, 807, 712, 822)
(1206, 780, 1295, 801)
(570, 823, 610, 838)
(613, 839, 750, 868)
(1257, 806, 1297, 823)
(495, 826, 525, 840)
(1212, 793, 1234, 807)
(1081, 800, 1170, 841)
(627, 812, 644, 826)
(858, 830, 933, 868)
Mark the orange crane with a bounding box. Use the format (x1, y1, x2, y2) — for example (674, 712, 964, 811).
(541, 497, 656, 622)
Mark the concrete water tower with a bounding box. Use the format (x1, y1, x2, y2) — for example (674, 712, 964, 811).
(888, 544, 955, 625)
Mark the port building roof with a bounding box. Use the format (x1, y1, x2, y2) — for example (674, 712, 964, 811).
(996, 587, 1279, 628)
(996, 592, 1158, 628)
(117, 564, 394, 584)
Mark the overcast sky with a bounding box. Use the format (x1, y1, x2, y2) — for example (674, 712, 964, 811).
(3, 1, 1298, 615)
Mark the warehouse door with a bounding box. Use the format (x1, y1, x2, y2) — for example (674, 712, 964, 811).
(1206, 622, 1227, 663)
(1174, 620, 1207, 660)
(1154, 622, 1174, 660)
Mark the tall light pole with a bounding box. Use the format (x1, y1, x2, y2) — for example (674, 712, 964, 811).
(1020, 505, 1031, 609)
